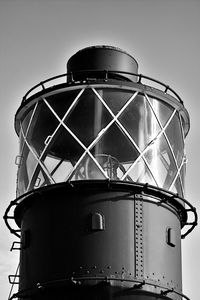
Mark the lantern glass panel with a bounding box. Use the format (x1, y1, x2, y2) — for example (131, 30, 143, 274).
(17, 87, 186, 197)
(97, 88, 134, 114)
(17, 143, 30, 194)
(148, 97, 174, 127)
(119, 94, 161, 151)
(144, 135, 177, 190)
(64, 89, 112, 147)
(21, 108, 34, 136)
(26, 101, 59, 155)
(165, 111, 184, 167)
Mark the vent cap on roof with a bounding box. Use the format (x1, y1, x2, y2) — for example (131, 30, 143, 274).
(67, 45, 138, 82)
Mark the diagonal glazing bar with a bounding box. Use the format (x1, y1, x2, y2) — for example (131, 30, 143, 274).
(26, 88, 85, 191)
(178, 111, 186, 144)
(117, 121, 158, 185)
(92, 88, 159, 186)
(92, 88, 157, 184)
(178, 111, 187, 193)
(20, 123, 55, 189)
(169, 155, 186, 193)
(66, 150, 107, 181)
(177, 111, 186, 191)
(145, 94, 184, 193)
(41, 88, 85, 157)
(21, 136, 55, 192)
(19, 102, 39, 158)
(43, 94, 109, 181)
(18, 103, 39, 192)
(121, 102, 177, 182)
(92, 88, 138, 123)
(67, 89, 139, 181)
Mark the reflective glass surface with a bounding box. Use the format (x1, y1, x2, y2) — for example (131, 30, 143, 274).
(17, 87, 186, 197)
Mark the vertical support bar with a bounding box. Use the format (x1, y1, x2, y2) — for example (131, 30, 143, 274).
(135, 195, 144, 278)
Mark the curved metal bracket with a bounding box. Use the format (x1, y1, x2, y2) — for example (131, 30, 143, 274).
(8, 276, 191, 300)
(21, 70, 183, 104)
(4, 181, 198, 239)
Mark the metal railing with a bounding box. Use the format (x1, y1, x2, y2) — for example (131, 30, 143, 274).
(21, 70, 183, 104)
(8, 263, 20, 300)
(8, 275, 190, 300)
(4, 180, 198, 239)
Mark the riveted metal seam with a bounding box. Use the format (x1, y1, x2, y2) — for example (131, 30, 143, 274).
(135, 195, 144, 279)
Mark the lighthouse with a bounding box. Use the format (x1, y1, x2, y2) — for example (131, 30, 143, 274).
(4, 46, 197, 300)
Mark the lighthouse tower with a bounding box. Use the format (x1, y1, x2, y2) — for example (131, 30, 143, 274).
(4, 46, 197, 300)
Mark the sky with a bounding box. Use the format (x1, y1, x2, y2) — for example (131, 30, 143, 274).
(0, 0, 200, 299)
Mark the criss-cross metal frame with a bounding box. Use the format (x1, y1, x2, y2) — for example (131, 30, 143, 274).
(17, 85, 186, 197)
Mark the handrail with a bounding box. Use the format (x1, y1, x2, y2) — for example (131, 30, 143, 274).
(8, 263, 20, 300)
(8, 275, 190, 300)
(21, 70, 184, 105)
(4, 180, 197, 239)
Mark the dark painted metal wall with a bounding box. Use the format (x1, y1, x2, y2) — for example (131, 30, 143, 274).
(15, 182, 182, 300)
